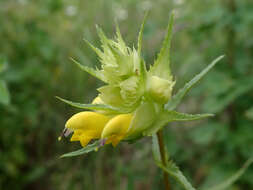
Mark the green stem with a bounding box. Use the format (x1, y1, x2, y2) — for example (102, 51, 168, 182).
(157, 129, 170, 190)
(225, 0, 237, 130)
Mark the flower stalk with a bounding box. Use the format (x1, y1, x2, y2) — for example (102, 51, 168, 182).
(157, 129, 170, 190)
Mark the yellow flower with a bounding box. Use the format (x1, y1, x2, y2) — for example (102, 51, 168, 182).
(101, 114, 133, 147)
(64, 109, 133, 147)
(65, 111, 110, 147)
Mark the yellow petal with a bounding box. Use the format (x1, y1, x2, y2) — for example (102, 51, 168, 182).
(70, 130, 95, 147)
(106, 135, 122, 147)
(101, 114, 132, 146)
(65, 111, 110, 138)
(79, 135, 92, 147)
(111, 138, 121, 147)
(70, 130, 83, 141)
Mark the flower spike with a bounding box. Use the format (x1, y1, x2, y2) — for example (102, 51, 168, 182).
(59, 13, 223, 157)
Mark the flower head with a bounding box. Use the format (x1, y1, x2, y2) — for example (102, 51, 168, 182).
(58, 12, 223, 156)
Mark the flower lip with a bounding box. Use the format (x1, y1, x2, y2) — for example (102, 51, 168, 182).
(64, 111, 110, 147)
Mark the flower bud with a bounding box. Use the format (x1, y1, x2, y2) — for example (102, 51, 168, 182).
(147, 76, 175, 104)
(101, 114, 132, 146)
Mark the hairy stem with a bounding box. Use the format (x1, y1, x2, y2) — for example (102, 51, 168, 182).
(157, 129, 170, 190)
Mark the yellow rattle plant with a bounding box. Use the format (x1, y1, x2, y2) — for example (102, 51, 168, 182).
(57, 12, 252, 190)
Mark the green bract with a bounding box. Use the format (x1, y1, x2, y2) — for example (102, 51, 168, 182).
(58, 12, 224, 155)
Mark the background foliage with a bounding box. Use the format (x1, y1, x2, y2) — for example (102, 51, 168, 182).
(0, 0, 252, 189)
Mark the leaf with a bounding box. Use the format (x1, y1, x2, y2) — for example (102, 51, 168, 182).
(157, 161, 196, 190)
(56, 96, 121, 113)
(60, 141, 101, 158)
(0, 57, 8, 73)
(152, 135, 196, 190)
(70, 58, 106, 82)
(138, 11, 148, 56)
(144, 110, 213, 135)
(245, 107, 253, 120)
(205, 157, 253, 190)
(165, 55, 224, 110)
(0, 80, 10, 105)
(162, 111, 214, 122)
(203, 77, 253, 113)
(151, 12, 174, 79)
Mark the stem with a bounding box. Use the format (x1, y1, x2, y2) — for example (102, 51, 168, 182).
(224, 0, 237, 130)
(157, 129, 170, 190)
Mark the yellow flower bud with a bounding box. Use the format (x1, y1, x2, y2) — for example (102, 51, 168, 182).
(101, 114, 132, 147)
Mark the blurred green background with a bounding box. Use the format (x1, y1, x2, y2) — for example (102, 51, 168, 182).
(0, 0, 253, 189)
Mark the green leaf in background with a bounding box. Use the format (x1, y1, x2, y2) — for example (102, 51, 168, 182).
(165, 55, 224, 111)
(189, 122, 226, 146)
(0, 56, 8, 73)
(203, 77, 253, 113)
(152, 135, 196, 190)
(0, 80, 10, 105)
(56, 96, 121, 113)
(70, 58, 107, 82)
(205, 157, 253, 190)
(245, 107, 253, 120)
(60, 141, 101, 158)
(145, 110, 213, 135)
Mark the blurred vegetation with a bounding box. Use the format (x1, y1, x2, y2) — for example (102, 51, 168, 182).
(0, 0, 252, 189)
